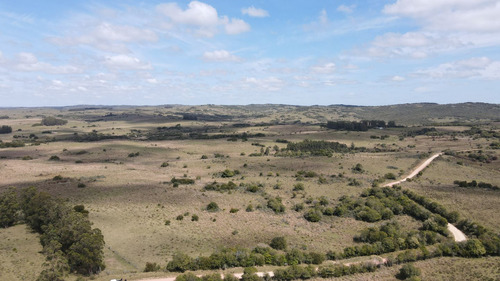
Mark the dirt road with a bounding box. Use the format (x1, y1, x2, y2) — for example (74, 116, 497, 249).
(135, 153, 467, 281)
(383, 152, 467, 242)
(383, 153, 443, 187)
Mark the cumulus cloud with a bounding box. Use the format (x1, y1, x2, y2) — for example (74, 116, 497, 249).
(202, 50, 242, 62)
(223, 17, 251, 34)
(311, 62, 336, 74)
(157, 1, 250, 37)
(415, 57, 500, 80)
(241, 6, 269, 17)
(104, 55, 151, 70)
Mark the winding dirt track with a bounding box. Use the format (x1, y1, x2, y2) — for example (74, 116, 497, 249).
(383, 152, 467, 242)
(134, 153, 467, 281)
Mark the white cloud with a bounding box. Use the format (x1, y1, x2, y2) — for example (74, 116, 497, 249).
(147, 78, 158, 84)
(244, 76, 284, 91)
(223, 18, 251, 35)
(104, 55, 151, 70)
(157, 1, 219, 26)
(242, 6, 269, 17)
(337, 5, 356, 14)
(362, 31, 465, 58)
(311, 62, 336, 74)
(202, 50, 242, 62)
(384, 0, 500, 33)
(157, 1, 250, 37)
(12, 52, 81, 74)
(391, 75, 406, 81)
(415, 57, 500, 80)
(50, 22, 158, 53)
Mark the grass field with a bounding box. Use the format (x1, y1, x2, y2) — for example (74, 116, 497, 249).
(0, 104, 498, 280)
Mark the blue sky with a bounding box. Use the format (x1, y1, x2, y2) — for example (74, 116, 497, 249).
(0, 0, 499, 106)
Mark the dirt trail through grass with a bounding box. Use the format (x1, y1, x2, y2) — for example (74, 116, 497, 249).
(133, 153, 466, 281)
(134, 257, 387, 281)
(383, 152, 467, 242)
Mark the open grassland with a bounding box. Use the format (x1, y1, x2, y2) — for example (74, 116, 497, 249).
(0, 103, 498, 280)
(0, 225, 44, 281)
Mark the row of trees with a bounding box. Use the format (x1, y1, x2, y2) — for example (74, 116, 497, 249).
(325, 120, 397, 131)
(0, 187, 105, 279)
(166, 246, 327, 273)
(453, 180, 499, 190)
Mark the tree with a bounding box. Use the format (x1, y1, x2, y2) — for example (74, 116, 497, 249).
(396, 263, 421, 280)
(0, 125, 12, 134)
(167, 252, 193, 272)
(41, 116, 68, 126)
(270, 236, 287, 250)
(459, 239, 486, 258)
(0, 187, 20, 227)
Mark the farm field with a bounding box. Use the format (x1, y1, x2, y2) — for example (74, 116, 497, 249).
(0, 103, 499, 281)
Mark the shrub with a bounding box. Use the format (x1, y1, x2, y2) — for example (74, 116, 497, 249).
(161, 162, 169, 167)
(206, 202, 220, 212)
(384, 173, 396, 180)
(270, 236, 287, 250)
(293, 183, 304, 191)
(144, 262, 161, 272)
(77, 183, 86, 188)
(176, 215, 184, 221)
(165, 220, 171, 226)
(246, 204, 254, 212)
(267, 197, 285, 214)
(396, 263, 421, 280)
(229, 208, 239, 213)
(304, 209, 322, 222)
(175, 272, 201, 281)
(201, 155, 208, 159)
(171, 177, 195, 185)
(191, 214, 199, 221)
(49, 155, 60, 161)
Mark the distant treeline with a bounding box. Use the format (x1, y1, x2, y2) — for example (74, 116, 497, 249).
(277, 140, 352, 157)
(324, 120, 398, 131)
(453, 180, 499, 191)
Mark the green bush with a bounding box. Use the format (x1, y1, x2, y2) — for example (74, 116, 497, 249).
(229, 208, 239, 213)
(267, 197, 285, 214)
(396, 263, 421, 280)
(206, 202, 220, 212)
(49, 155, 60, 161)
(304, 209, 322, 222)
(167, 252, 193, 273)
(270, 236, 287, 250)
(144, 262, 161, 272)
(191, 214, 199, 221)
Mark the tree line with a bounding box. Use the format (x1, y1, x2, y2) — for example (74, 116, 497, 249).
(0, 187, 105, 280)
